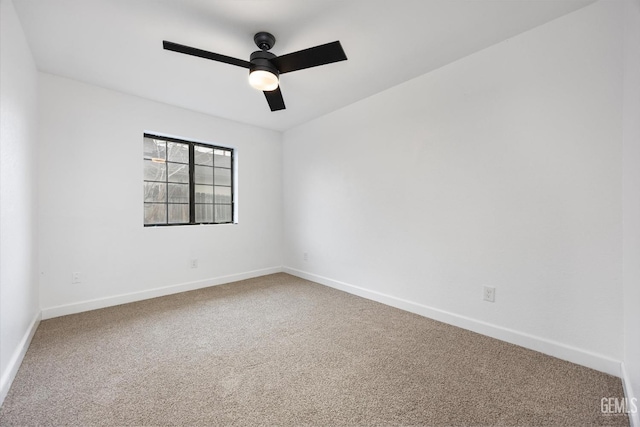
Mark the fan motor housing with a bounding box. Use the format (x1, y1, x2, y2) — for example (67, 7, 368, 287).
(249, 50, 279, 77)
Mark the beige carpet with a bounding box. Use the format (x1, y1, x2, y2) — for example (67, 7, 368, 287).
(0, 273, 629, 426)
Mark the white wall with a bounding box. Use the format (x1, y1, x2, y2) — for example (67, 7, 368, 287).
(0, 0, 41, 404)
(622, 0, 640, 423)
(37, 73, 283, 317)
(283, 0, 624, 375)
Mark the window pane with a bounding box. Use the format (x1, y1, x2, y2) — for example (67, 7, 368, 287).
(144, 203, 166, 224)
(194, 146, 213, 166)
(214, 186, 232, 203)
(195, 165, 213, 185)
(143, 135, 234, 227)
(167, 142, 189, 163)
(168, 183, 189, 204)
(144, 159, 166, 181)
(144, 182, 166, 202)
(168, 163, 188, 183)
(195, 204, 213, 223)
(144, 138, 166, 160)
(168, 204, 189, 224)
(214, 167, 231, 186)
(215, 204, 232, 223)
(214, 149, 231, 168)
(195, 185, 213, 203)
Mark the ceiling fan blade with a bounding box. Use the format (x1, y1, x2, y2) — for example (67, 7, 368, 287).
(272, 41, 347, 74)
(163, 41, 250, 69)
(263, 87, 286, 111)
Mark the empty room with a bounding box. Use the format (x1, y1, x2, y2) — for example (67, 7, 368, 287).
(1, 0, 639, 425)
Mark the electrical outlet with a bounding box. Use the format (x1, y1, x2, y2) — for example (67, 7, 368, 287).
(190, 259, 198, 269)
(483, 286, 496, 302)
(72, 272, 82, 284)
(303, 252, 308, 262)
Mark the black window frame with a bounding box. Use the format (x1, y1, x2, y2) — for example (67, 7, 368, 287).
(143, 133, 234, 227)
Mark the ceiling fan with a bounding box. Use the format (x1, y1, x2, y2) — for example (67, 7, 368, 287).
(163, 32, 348, 112)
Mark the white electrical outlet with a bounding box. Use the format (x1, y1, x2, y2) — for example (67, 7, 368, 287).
(303, 252, 308, 262)
(190, 259, 198, 269)
(72, 272, 82, 284)
(483, 286, 496, 302)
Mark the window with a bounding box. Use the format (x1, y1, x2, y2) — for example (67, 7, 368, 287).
(143, 134, 234, 226)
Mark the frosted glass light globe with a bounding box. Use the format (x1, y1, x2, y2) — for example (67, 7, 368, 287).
(249, 70, 279, 91)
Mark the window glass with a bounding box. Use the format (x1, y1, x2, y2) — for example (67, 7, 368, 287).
(143, 135, 233, 226)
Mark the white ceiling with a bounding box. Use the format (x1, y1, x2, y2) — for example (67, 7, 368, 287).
(13, 0, 595, 132)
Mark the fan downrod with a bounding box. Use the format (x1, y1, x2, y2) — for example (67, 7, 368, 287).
(254, 32, 276, 51)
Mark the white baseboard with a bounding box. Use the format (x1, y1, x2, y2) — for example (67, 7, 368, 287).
(284, 267, 622, 377)
(41, 266, 283, 320)
(621, 363, 640, 427)
(0, 310, 41, 407)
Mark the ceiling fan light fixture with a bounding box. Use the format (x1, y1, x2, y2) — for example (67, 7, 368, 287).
(163, 32, 347, 111)
(249, 69, 279, 91)
(249, 50, 279, 92)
